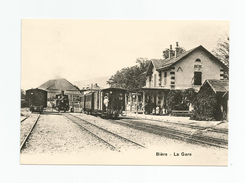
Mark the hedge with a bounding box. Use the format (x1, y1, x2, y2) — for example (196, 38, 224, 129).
(166, 88, 196, 114)
(190, 85, 222, 121)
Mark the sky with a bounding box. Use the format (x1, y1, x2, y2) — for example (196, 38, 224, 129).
(21, 20, 229, 90)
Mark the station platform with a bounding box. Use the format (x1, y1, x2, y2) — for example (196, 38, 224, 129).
(123, 112, 228, 132)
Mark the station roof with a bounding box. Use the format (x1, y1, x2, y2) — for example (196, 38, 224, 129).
(39, 78, 81, 94)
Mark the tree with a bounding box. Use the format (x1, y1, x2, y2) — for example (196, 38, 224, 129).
(212, 34, 229, 67)
(162, 47, 186, 59)
(107, 58, 150, 89)
(21, 89, 25, 99)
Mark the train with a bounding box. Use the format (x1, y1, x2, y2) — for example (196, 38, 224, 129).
(24, 87, 126, 117)
(55, 92, 70, 112)
(81, 87, 126, 118)
(25, 88, 47, 113)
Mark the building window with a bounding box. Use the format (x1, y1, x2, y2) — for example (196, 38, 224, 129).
(164, 72, 167, 85)
(194, 72, 202, 85)
(195, 58, 201, 62)
(159, 72, 162, 86)
(149, 76, 152, 87)
(154, 74, 156, 87)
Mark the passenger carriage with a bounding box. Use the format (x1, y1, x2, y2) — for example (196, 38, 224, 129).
(25, 88, 47, 113)
(81, 87, 126, 118)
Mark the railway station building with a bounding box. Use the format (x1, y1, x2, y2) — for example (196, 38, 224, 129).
(127, 44, 228, 115)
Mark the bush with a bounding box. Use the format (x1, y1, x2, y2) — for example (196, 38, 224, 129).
(166, 88, 196, 114)
(190, 85, 220, 121)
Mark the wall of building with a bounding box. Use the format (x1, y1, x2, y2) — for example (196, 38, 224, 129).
(160, 70, 171, 88)
(146, 66, 160, 87)
(174, 49, 223, 90)
(145, 49, 224, 90)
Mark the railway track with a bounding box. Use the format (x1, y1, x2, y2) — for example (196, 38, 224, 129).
(63, 113, 146, 152)
(21, 116, 29, 123)
(109, 118, 228, 149)
(20, 114, 41, 151)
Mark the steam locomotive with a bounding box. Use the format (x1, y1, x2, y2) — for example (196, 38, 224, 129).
(81, 87, 126, 118)
(55, 92, 69, 112)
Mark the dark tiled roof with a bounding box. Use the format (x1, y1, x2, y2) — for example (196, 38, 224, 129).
(151, 59, 165, 69)
(206, 79, 229, 93)
(146, 59, 168, 75)
(158, 46, 199, 70)
(39, 78, 80, 92)
(146, 46, 199, 73)
(151, 45, 228, 71)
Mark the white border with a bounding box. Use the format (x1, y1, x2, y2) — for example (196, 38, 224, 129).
(1, 0, 245, 182)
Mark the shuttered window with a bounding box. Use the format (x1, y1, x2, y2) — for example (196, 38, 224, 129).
(154, 74, 156, 87)
(164, 72, 167, 85)
(194, 72, 202, 85)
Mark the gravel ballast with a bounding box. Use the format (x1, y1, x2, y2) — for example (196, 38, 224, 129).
(20, 113, 40, 146)
(21, 113, 112, 155)
(20, 112, 228, 165)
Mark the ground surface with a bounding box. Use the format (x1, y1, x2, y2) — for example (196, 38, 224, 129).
(20, 110, 228, 165)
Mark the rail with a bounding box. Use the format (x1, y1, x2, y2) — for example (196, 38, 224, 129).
(20, 114, 40, 151)
(63, 113, 146, 151)
(110, 118, 228, 149)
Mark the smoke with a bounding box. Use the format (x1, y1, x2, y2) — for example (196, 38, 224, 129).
(53, 67, 63, 79)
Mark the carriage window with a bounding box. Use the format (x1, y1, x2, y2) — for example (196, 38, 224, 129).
(119, 93, 123, 100)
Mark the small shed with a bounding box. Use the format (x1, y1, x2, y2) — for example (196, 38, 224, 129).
(192, 79, 229, 121)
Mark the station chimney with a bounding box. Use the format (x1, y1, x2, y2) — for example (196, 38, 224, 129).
(169, 45, 172, 59)
(175, 42, 179, 58)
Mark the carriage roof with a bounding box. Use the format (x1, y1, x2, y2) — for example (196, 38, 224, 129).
(26, 88, 47, 93)
(100, 87, 126, 92)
